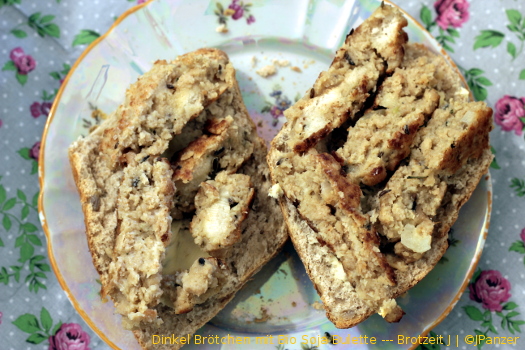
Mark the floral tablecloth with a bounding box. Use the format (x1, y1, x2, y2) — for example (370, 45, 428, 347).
(1, 0, 525, 349)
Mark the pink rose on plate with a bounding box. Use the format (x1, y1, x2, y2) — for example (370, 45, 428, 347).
(469, 270, 511, 312)
(494, 95, 525, 136)
(30, 141, 41, 161)
(228, 0, 244, 20)
(434, 0, 469, 30)
(247, 15, 255, 24)
(270, 105, 283, 118)
(48, 323, 90, 350)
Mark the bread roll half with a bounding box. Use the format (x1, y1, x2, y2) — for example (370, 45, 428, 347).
(69, 48, 288, 349)
(268, 4, 493, 328)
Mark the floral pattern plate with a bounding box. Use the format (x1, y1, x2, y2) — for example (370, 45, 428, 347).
(39, 0, 492, 349)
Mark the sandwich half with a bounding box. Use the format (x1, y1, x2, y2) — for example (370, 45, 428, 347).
(268, 4, 493, 328)
(69, 48, 287, 349)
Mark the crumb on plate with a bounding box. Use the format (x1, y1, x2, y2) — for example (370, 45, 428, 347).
(312, 301, 324, 310)
(256, 64, 277, 77)
(216, 24, 228, 33)
(273, 59, 290, 67)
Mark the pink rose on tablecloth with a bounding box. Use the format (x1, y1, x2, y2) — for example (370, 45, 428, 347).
(494, 95, 525, 136)
(9, 47, 25, 63)
(137, 0, 146, 3)
(469, 270, 511, 312)
(48, 323, 90, 350)
(0, 119, 3, 128)
(9, 47, 36, 75)
(30, 141, 41, 161)
(0, 311, 3, 325)
(521, 228, 525, 243)
(434, 0, 470, 30)
(30, 102, 52, 118)
(16, 55, 36, 75)
(30, 102, 42, 118)
(41, 102, 52, 116)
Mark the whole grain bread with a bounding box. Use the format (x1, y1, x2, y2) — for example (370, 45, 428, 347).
(268, 4, 493, 328)
(69, 48, 287, 349)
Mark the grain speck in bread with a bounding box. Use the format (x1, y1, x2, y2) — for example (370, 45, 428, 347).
(69, 48, 287, 349)
(268, 4, 493, 329)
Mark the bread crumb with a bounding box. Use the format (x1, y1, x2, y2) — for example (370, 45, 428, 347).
(254, 307, 270, 323)
(273, 59, 290, 67)
(231, 308, 255, 322)
(256, 64, 277, 77)
(312, 301, 324, 310)
(216, 24, 228, 33)
(303, 60, 316, 69)
(290, 66, 302, 73)
(378, 299, 398, 318)
(268, 183, 283, 198)
(251, 56, 257, 68)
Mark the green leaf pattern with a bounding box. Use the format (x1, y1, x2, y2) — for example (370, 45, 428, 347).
(510, 177, 525, 197)
(11, 12, 61, 39)
(473, 30, 505, 49)
(11, 307, 89, 345)
(463, 302, 525, 348)
(72, 29, 101, 46)
(0, 179, 48, 292)
(473, 8, 525, 79)
(509, 238, 525, 266)
(462, 68, 492, 102)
